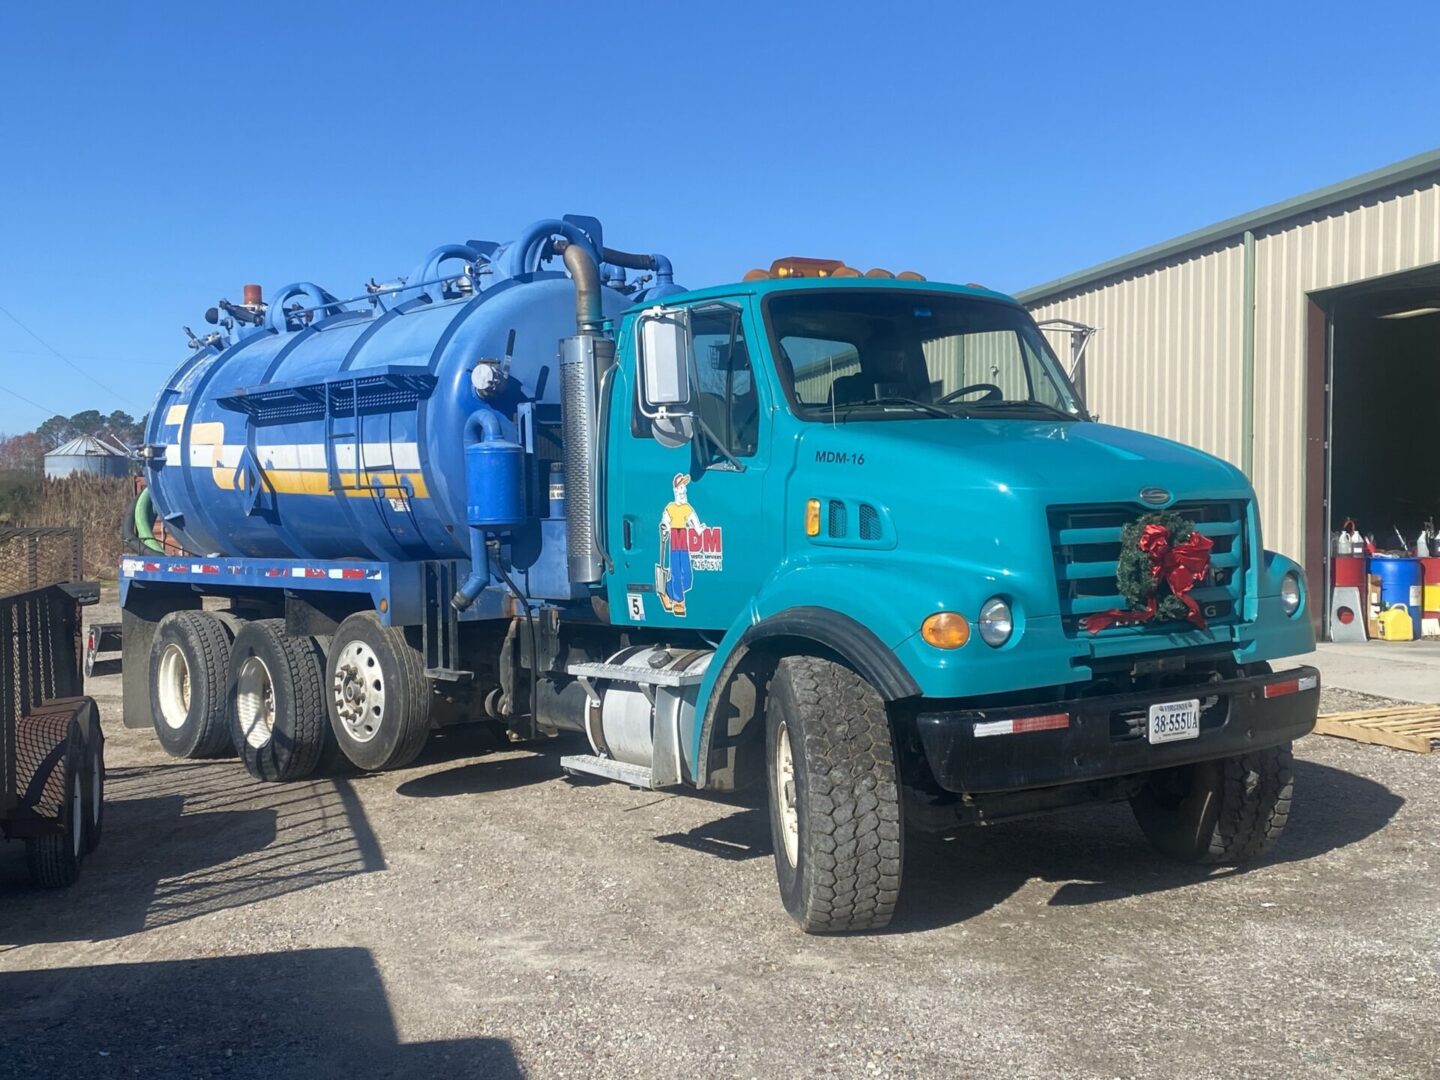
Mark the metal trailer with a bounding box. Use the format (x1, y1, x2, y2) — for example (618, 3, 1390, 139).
(0, 528, 104, 887)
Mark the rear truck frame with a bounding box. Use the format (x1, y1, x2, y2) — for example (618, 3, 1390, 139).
(1, 529, 105, 887)
(121, 223, 1320, 931)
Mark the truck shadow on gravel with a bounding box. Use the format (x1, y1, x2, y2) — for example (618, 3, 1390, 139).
(0, 946, 520, 1079)
(889, 759, 1403, 933)
(0, 761, 385, 948)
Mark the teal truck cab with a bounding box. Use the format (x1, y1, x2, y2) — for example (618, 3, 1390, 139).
(124, 224, 1318, 932)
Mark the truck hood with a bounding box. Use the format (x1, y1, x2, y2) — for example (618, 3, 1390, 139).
(791, 418, 1255, 621)
(797, 418, 1250, 502)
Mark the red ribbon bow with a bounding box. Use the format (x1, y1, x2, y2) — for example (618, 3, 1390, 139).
(1080, 523, 1214, 634)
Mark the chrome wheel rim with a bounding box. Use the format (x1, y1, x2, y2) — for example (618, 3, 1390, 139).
(333, 640, 385, 744)
(235, 656, 276, 750)
(156, 644, 191, 730)
(776, 721, 800, 867)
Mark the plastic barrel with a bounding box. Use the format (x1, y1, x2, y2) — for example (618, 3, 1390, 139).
(1368, 556, 1424, 639)
(1420, 556, 1440, 618)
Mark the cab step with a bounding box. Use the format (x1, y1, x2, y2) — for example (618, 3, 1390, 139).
(560, 754, 656, 789)
(566, 660, 705, 688)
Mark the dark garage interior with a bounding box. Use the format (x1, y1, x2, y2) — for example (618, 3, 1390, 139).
(1324, 265, 1440, 548)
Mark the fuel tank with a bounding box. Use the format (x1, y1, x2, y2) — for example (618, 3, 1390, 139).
(144, 217, 673, 561)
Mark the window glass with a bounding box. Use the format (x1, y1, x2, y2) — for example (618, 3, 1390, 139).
(768, 291, 1082, 421)
(691, 304, 758, 459)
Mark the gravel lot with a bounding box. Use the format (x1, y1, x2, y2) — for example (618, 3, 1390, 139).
(2, 595, 1437, 1079)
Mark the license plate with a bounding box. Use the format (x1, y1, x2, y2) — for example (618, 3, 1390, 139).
(1148, 699, 1200, 744)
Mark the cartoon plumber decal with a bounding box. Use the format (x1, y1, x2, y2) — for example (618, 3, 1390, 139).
(656, 472, 724, 617)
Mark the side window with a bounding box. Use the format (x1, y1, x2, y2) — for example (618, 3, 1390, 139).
(692, 304, 758, 460)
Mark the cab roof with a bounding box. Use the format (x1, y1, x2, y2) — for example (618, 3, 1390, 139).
(624, 275, 1021, 313)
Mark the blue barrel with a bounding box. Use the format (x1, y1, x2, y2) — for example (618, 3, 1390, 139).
(1369, 556, 1424, 639)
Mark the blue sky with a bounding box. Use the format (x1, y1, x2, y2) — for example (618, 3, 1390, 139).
(2, 1, 1437, 433)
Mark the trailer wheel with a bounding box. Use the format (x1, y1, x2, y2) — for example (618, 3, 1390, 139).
(764, 655, 904, 933)
(326, 611, 432, 772)
(1130, 743, 1295, 864)
(77, 700, 105, 855)
(150, 611, 234, 759)
(25, 721, 85, 888)
(227, 620, 329, 783)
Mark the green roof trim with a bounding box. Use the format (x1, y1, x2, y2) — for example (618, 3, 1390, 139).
(1017, 147, 1440, 304)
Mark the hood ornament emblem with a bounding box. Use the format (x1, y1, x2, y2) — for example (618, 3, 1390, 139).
(1138, 486, 1172, 506)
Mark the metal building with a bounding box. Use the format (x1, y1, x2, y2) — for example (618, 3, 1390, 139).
(43, 434, 133, 479)
(1018, 148, 1440, 630)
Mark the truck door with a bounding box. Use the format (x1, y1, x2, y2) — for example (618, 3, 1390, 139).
(607, 298, 775, 630)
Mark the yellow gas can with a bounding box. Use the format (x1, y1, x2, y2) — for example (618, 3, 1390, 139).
(1377, 604, 1416, 642)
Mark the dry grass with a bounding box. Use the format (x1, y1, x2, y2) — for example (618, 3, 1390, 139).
(18, 475, 135, 579)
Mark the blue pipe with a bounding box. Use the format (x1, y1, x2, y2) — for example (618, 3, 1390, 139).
(400, 243, 483, 306)
(264, 282, 341, 333)
(504, 219, 601, 279)
(451, 408, 505, 611)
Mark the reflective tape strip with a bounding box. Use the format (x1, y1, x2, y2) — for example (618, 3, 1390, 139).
(1263, 674, 1318, 699)
(972, 712, 1070, 738)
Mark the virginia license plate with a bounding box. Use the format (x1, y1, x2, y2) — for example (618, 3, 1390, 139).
(1148, 699, 1201, 744)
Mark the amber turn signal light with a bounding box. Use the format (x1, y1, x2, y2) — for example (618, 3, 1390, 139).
(805, 499, 821, 536)
(921, 612, 970, 649)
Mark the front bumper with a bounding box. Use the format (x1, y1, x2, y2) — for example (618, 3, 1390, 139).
(915, 666, 1319, 795)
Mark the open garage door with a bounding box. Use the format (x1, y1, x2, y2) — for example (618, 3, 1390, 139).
(1311, 264, 1440, 637)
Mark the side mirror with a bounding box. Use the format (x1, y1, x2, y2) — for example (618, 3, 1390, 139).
(638, 307, 693, 408)
(636, 307, 695, 447)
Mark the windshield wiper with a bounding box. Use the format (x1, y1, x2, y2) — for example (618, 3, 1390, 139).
(833, 396, 965, 420)
(966, 399, 1081, 420)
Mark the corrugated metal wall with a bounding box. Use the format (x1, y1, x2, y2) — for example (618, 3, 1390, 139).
(1025, 177, 1440, 563)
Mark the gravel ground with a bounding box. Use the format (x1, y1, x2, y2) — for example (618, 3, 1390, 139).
(2, 596, 1437, 1079)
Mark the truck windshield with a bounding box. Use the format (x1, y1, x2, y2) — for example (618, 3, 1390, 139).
(767, 290, 1086, 422)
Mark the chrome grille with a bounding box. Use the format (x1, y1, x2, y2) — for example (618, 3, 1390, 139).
(1049, 501, 1248, 636)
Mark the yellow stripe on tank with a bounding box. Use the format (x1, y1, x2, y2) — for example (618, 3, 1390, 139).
(245, 469, 430, 499)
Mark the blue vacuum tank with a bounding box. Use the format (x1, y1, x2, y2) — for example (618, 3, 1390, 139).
(140, 216, 680, 569)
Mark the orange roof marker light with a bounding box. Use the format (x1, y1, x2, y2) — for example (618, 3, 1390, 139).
(742, 258, 926, 282)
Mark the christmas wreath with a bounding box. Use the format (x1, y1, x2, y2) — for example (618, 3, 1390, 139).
(1081, 510, 1214, 634)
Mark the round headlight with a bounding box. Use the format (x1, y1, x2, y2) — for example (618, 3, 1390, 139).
(978, 597, 1013, 647)
(1280, 572, 1302, 616)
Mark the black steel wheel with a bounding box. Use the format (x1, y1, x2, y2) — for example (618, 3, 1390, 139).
(77, 700, 105, 855)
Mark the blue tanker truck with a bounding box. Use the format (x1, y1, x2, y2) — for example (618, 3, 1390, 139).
(121, 215, 1319, 931)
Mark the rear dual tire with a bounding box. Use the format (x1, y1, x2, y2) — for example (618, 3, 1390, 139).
(227, 620, 331, 783)
(150, 611, 234, 759)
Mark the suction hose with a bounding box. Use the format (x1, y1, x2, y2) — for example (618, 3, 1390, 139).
(600, 246, 674, 289)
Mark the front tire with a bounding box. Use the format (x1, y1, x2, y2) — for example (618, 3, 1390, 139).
(1130, 743, 1295, 864)
(765, 656, 904, 933)
(149, 611, 234, 759)
(325, 612, 432, 772)
(227, 620, 329, 783)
